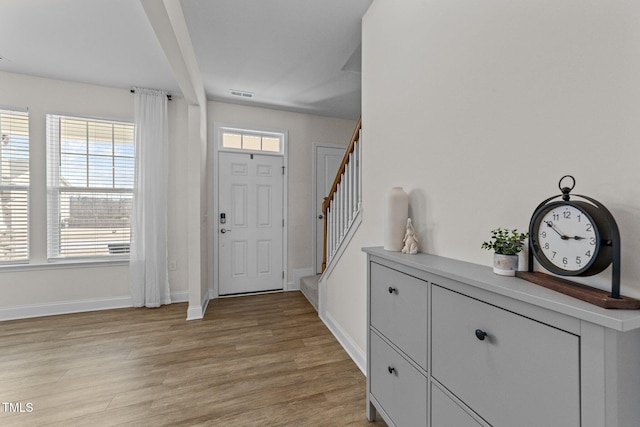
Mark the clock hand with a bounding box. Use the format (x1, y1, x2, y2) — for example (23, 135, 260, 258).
(544, 220, 569, 240)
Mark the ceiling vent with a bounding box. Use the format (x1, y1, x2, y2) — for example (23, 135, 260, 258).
(230, 89, 254, 99)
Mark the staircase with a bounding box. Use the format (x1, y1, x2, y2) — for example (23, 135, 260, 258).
(322, 118, 362, 274)
(300, 274, 319, 311)
(301, 119, 362, 312)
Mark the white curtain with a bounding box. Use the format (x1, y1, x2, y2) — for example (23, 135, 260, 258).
(130, 87, 171, 307)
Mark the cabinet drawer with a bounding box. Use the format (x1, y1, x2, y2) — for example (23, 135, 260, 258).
(431, 384, 484, 427)
(431, 285, 580, 427)
(370, 262, 428, 369)
(370, 331, 427, 427)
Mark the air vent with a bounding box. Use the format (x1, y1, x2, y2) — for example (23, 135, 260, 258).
(230, 89, 254, 98)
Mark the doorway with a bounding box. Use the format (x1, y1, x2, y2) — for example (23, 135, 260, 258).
(215, 125, 287, 296)
(313, 145, 345, 274)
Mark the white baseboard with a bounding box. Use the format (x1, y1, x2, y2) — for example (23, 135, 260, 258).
(186, 290, 210, 321)
(321, 310, 366, 375)
(186, 304, 204, 320)
(0, 296, 133, 322)
(0, 290, 190, 322)
(170, 291, 189, 303)
(291, 267, 314, 291)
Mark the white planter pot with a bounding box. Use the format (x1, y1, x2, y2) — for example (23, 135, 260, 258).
(493, 253, 519, 276)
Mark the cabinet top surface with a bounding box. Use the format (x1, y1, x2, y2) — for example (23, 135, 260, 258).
(363, 246, 640, 332)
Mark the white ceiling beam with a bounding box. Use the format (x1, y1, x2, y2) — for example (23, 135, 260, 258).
(139, 0, 205, 105)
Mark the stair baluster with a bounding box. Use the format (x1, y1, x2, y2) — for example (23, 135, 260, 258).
(321, 118, 362, 272)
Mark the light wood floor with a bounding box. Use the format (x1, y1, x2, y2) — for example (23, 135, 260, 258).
(0, 291, 386, 426)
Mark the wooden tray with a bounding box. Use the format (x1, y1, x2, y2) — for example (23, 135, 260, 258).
(515, 271, 640, 309)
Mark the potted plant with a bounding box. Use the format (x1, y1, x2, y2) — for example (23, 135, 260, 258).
(481, 228, 528, 276)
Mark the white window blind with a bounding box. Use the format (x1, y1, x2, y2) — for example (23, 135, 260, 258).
(47, 115, 134, 259)
(0, 108, 29, 264)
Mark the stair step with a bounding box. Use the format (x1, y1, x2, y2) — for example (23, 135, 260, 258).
(300, 274, 319, 312)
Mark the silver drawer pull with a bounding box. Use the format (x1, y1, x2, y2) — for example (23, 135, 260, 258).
(475, 329, 488, 341)
(388, 366, 396, 375)
(388, 286, 397, 294)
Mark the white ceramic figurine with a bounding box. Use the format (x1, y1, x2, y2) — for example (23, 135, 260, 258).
(402, 218, 419, 255)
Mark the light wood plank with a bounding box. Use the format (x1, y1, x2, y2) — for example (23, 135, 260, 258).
(0, 291, 385, 426)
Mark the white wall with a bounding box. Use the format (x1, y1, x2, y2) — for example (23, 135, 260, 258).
(0, 71, 192, 317)
(325, 0, 640, 356)
(0, 71, 355, 319)
(208, 101, 356, 287)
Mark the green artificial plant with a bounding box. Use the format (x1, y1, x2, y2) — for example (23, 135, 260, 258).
(481, 228, 528, 256)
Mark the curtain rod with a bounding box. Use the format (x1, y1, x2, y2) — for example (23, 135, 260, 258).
(130, 89, 172, 101)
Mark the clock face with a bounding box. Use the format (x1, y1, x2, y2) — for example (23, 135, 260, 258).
(535, 204, 599, 274)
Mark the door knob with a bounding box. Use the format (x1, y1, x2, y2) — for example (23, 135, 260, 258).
(475, 329, 488, 341)
(318, 214, 324, 219)
(220, 228, 231, 234)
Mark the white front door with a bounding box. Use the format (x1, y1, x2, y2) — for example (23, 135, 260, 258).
(314, 145, 345, 274)
(218, 152, 284, 295)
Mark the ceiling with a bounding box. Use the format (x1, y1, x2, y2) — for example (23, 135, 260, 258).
(0, 0, 372, 120)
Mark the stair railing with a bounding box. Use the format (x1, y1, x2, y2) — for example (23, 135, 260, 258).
(322, 118, 362, 272)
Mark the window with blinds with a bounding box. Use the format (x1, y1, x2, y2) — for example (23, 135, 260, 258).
(0, 108, 29, 264)
(47, 115, 134, 259)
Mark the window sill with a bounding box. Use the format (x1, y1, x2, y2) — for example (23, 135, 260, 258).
(0, 259, 129, 273)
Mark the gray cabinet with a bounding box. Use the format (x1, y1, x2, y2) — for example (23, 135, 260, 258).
(364, 247, 640, 427)
(370, 331, 428, 426)
(430, 384, 483, 427)
(370, 262, 428, 369)
(432, 285, 579, 427)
